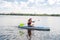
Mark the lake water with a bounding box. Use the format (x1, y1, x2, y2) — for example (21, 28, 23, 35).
(0, 15, 60, 40)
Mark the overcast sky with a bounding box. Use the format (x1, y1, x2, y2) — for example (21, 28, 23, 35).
(0, 0, 60, 14)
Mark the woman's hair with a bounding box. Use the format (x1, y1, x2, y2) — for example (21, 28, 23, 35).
(28, 18, 32, 21)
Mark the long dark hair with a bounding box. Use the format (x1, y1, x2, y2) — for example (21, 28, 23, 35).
(28, 18, 32, 21)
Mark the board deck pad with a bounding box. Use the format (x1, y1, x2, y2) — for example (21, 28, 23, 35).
(18, 26, 50, 31)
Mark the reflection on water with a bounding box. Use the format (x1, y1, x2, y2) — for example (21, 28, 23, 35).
(0, 26, 20, 40)
(0, 15, 60, 40)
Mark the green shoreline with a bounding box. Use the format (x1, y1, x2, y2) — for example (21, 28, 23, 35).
(0, 13, 60, 16)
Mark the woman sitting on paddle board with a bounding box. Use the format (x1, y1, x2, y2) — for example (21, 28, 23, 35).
(27, 18, 34, 39)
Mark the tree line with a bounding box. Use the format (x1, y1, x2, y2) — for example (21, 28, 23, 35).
(0, 13, 60, 16)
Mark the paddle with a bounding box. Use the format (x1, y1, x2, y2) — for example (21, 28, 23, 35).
(19, 23, 24, 27)
(19, 30, 24, 36)
(19, 23, 25, 36)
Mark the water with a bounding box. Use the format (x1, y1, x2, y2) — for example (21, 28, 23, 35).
(0, 15, 60, 40)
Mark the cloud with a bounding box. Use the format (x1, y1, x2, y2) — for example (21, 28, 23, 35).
(0, 0, 60, 14)
(3, 0, 28, 2)
(48, 0, 56, 5)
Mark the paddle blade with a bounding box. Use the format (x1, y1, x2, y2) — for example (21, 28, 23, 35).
(19, 23, 24, 27)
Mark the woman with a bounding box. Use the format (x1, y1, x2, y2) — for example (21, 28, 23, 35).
(27, 18, 34, 40)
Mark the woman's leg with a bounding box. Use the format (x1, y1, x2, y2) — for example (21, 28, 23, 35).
(28, 30, 31, 40)
(28, 30, 31, 37)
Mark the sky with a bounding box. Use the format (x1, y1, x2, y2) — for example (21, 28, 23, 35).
(0, 0, 60, 14)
